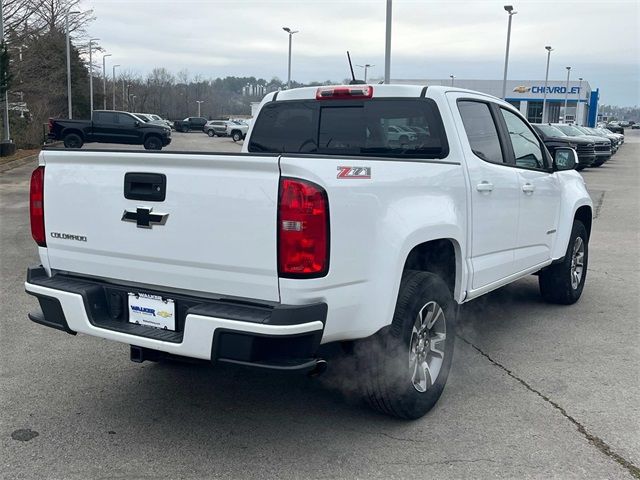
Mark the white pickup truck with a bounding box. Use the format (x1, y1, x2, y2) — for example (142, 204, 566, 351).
(25, 85, 592, 419)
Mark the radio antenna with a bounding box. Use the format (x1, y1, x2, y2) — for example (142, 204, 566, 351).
(347, 51, 365, 84)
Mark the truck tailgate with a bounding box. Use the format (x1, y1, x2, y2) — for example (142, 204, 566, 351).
(41, 150, 281, 302)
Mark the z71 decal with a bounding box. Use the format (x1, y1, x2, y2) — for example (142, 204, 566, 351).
(337, 166, 371, 179)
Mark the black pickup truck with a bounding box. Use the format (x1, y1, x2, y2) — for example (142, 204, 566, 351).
(173, 116, 207, 133)
(48, 110, 172, 150)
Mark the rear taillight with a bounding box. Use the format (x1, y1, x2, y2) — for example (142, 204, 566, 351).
(278, 178, 329, 277)
(316, 85, 373, 100)
(30, 166, 46, 247)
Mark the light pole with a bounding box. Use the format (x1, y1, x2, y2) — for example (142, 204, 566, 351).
(112, 64, 120, 110)
(196, 100, 203, 117)
(88, 37, 99, 113)
(541, 45, 553, 123)
(384, 0, 392, 83)
(501, 5, 517, 100)
(0, 0, 12, 145)
(356, 64, 374, 82)
(449, 74, 455, 86)
(282, 27, 298, 89)
(65, 8, 80, 118)
(102, 53, 111, 109)
(576, 77, 583, 125)
(122, 78, 126, 111)
(563, 66, 571, 122)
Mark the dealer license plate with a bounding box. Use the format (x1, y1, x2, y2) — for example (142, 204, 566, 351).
(127, 293, 176, 331)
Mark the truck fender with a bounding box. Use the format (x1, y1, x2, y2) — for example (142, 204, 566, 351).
(551, 172, 593, 261)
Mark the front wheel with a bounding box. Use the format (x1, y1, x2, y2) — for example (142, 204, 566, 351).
(358, 271, 456, 419)
(232, 130, 243, 142)
(539, 220, 588, 304)
(207, 129, 215, 137)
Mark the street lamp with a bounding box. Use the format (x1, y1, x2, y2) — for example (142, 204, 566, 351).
(449, 74, 455, 86)
(102, 53, 112, 109)
(501, 5, 517, 100)
(0, 0, 12, 146)
(541, 45, 553, 123)
(88, 37, 99, 113)
(563, 66, 571, 123)
(356, 64, 374, 83)
(65, 8, 80, 118)
(196, 100, 204, 117)
(576, 77, 583, 125)
(112, 64, 120, 110)
(384, 0, 392, 83)
(282, 27, 299, 89)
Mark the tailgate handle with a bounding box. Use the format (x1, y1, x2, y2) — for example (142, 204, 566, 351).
(124, 173, 166, 202)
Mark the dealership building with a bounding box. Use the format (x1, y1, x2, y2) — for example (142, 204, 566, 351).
(392, 78, 599, 126)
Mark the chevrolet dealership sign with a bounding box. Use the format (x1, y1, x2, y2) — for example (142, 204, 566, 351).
(513, 85, 581, 94)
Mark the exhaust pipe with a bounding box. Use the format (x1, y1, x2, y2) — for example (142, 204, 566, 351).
(308, 358, 328, 377)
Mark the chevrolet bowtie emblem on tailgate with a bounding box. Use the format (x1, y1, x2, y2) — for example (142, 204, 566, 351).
(121, 207, 169, 229)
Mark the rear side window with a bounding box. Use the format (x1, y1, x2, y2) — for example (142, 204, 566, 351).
(249, 99, 449, 159)
(458, 101, 504, 164)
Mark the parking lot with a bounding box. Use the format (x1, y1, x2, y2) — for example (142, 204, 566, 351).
(0, 132, 638, 479)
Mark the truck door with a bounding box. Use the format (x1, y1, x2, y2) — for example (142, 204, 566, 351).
(452, 96, 521, 290)
(496, 107, 562, 271)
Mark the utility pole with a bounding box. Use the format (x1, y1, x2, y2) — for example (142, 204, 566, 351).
(196, 100, 203, 117)
(384, 0, 392, 83)
(576, 77, 583, 125)
(102, 53, 111, 109)
(122, 78, 125, 111)
(450, 74, 455, 86)
(0, 0, 12, 146)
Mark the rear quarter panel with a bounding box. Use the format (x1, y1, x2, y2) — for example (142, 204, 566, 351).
(279, 155, 467, 343)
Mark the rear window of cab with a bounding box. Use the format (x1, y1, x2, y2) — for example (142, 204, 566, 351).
(248, 98, 449, 159)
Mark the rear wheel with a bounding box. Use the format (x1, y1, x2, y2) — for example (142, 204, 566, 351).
(182, 126, 190, 133)
(358, 271, 456, 419)
(539, 220, 588, 304)
(63, 133, 83, 149)
(143, 135, 163, 151)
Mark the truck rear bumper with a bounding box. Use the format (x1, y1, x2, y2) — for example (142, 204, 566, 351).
(25, 266, 326, 371)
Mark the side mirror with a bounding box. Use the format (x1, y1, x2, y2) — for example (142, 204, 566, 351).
(554, 147, 577, 171)
(134, 121, 140, 127)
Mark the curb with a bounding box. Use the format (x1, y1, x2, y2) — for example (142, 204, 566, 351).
(0, 153, 39, 174)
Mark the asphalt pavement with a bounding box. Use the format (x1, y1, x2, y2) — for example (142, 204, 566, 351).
(1, 132, 638, 479)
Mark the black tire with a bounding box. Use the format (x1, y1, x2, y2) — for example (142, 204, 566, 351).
(182, 127, 190, 133)
(143, 135, 163, 151)
(539, 220, 588, 305)
(358, 271, 456, 419)
(207, 129, 215, 137)
(232, 130, 243, 142)
(63, 133, 83, 149)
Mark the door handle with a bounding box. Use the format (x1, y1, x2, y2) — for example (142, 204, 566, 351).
(522, 183, 535, 194)
(476, 181, 494, 192)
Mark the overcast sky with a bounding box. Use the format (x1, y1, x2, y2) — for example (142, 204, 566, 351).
(87, 0, 639, 106)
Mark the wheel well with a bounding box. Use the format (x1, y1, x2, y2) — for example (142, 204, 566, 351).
(575, 206, 592, 240)
(403, 239, 457, 295)
(63, 129, 83, 139)
(144, 133, 161, 141)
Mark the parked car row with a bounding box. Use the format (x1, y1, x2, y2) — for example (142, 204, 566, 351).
(531, 123, 624, 170)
